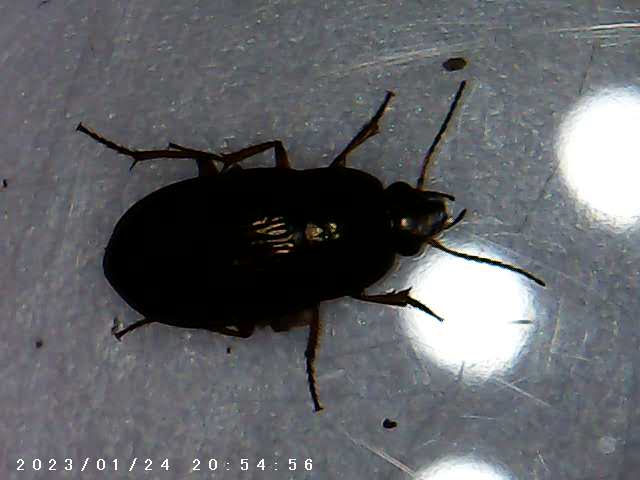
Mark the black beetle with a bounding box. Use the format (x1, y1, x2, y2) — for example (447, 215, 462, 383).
(78, 81, 544, 412)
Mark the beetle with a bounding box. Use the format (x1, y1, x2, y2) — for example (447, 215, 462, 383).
(78, 81, 544, 412)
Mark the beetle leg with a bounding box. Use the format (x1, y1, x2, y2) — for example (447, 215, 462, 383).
(76, 123, 221, 174)
(268, 307, 324, 411)
(168, 142, 251, 174)
(78, 123, 291, 172)
(304, 305, 323, 412)
(330, 91, 395, 168)
(168, 140, 292, 171)
(352, 288, 444, 322)
(164, 142, 220, 177)
(217, 141, 291, 170)
(111, 317, 155, 341)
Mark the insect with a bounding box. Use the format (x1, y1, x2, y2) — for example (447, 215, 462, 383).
(78, 81, 544, 412)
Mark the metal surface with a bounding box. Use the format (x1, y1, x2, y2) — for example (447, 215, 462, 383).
(2, 1, 639, 478)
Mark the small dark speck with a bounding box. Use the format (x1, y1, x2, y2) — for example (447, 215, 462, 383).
(442, 57, 467, 72)
(382, 418, 398, 429)
(38, 0, 51, 7)
(226, 347, 232, 354)
(2, 179, 7, 188)
(35, 339, 44, 349)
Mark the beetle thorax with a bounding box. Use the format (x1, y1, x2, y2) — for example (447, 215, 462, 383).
(384, 181, 452, 256)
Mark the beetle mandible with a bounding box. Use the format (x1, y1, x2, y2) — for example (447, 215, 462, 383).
(78, 81, 545, 412)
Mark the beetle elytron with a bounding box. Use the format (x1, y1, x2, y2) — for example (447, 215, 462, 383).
(78, 81, 544, 412)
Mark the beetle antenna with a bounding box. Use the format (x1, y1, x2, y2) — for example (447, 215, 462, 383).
(305, 307, 324, 412)
(428, 239, 546, 286)
(416, 81, 467, 190)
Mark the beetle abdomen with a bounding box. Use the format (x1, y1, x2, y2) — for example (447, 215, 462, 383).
(103, 167, 396, 325)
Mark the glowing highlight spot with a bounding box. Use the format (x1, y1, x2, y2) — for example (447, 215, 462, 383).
(557, 86, 640, 228)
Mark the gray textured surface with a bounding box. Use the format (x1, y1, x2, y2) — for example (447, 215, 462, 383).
(2, 1, 639, 479)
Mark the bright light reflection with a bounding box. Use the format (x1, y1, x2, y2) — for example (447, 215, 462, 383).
(403, 243, 536, 380)
(557, 86, 640, 228)
(418, 455, 513, 480)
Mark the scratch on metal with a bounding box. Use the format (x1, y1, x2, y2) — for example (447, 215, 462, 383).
(456, 361, 465, 384)
(547, 302, 562, 370)
(318, 369, 346, 382)
(537, 450, 550, 472)
(336, 22, 639, 76)
(494, 377, 552, 408)
(552, 22, 640, 33)
(578, 40, 598, 96)
(333, 42, 469, 75)
(460, 414, 497, 420)
(343, 430, 417, 478)
(550, 351, 591, 362)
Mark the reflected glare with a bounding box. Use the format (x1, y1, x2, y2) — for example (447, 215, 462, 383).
(418, 455, 513, 480)
(557, 86, 640, 228)
(403, 243, 536, 380)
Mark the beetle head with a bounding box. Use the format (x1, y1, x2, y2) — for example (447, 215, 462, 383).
(385, 181, 462, 256)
